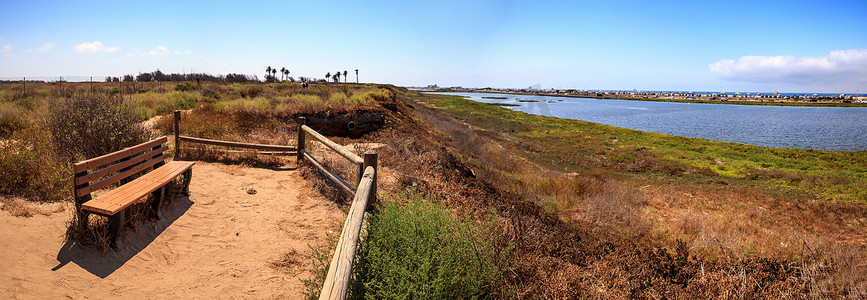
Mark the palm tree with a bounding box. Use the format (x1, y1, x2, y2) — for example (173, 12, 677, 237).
(334, 71, 340, 83)
(326, 72, 331, 82)
(355, 69, 358, 83)
(266, 66, 272, 81)
(271, 69, 277, 81)
(283, 68, 290, 81)
(280, 67, 286, 81)
(343, 71, 348, 82)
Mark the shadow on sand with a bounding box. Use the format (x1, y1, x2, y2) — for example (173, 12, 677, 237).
(50, 196, 194, 278)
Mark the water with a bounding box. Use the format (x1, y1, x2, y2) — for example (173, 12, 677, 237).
(431, 92, 867, 151)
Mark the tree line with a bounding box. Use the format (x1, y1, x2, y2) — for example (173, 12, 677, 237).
(49, 66, 360, 84)
(325, 69, 359, 83)
(105, 69, 259, 83)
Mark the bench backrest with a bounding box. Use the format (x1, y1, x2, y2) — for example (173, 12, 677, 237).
(73, 136, 169, 202)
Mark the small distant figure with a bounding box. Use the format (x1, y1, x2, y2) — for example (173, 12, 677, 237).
(301, 81, 308, 88)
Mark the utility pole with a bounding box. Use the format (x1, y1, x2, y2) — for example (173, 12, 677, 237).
(355, 69, 358, 83)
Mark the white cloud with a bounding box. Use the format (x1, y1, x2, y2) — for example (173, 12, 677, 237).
(173, 50, 192, 55)
(147, 46, 169, 56)
(74, 41, 119, 54)
(37, 43, 55, 53)
(709, 49, 867, 88)
(2, 45, 12, 53)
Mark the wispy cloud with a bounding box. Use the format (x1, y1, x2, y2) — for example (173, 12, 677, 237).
(1, 44, 12, 58)
(128, 46, 192, 57)
(709, 49, 867, 88)
(147, 46, 169, 56)
(37, 43, 55, 53)
(74, 41, 119, 54)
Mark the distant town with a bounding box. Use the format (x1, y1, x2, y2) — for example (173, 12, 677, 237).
(415, 85, 867, 104)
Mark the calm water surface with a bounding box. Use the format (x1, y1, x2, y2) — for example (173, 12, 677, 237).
(433, 92, 867, 151)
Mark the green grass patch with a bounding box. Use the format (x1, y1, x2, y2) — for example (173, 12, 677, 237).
(354, 192, 510, 299)
(416, 92, 867, 203)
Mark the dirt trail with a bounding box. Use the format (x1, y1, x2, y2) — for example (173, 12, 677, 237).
(0, 161, 344, 299)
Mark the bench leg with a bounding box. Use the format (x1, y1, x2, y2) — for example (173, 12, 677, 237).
(182, 169, 193, 196)
(151, 186, 165, 220)
(76, 209, 90, 232)
(75, 194, 92, 232)
(108, 210, 125, 249)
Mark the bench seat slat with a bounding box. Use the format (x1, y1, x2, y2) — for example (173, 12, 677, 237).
(83, 177, 157, 215)
(81, 161, 195, 216)
(145, 161, 194, 183)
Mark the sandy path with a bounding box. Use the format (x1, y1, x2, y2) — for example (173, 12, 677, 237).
(0, 161, 345, 299)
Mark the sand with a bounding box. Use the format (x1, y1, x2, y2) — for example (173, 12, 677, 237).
(0, 161, 345, 299)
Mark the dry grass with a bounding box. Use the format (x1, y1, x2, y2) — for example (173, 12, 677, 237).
(392, 90, 867, 298)
(180, 143, 288, 169)
(64, 175, 189, 252)
(0, 196, 65, 217)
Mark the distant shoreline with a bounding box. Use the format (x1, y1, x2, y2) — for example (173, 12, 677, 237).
(424, 89, 867, 108)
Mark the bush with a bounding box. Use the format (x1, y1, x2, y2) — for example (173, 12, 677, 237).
(130, 91, 200, 119)
(47, 95, 151, 162)
(0, 126, 70, 201)
(354, 193, 510, 298)
(175, 82, 193, 92)
(0, 102, 28, 138)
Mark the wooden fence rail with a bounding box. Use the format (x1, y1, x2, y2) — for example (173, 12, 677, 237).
(296, 117, 378, 300)
(174, 112, 377, 299)
(319, 166, 375, 299)
(173, 110, 297, 157)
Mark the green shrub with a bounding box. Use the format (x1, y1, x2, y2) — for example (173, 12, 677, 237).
(0, 126, 70, 201)
(47, 95, 151, 162)
(175, 82, 193, 92)
(355, 192, 510, 299)
(131, 91, 200, 119)
(301, 234, 338, 299)
(240, 84, 263, 98)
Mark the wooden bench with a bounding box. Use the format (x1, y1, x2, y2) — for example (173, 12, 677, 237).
(73, 136, 194, 248)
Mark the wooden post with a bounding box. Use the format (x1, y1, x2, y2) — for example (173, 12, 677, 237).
(363, 151, 377, 206)
(297, 117, 306, 164)
(174, 110, 181, 158)
(356, 161, 364, 188)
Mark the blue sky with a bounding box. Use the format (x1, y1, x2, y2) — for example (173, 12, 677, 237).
(1, 0, 865, 93)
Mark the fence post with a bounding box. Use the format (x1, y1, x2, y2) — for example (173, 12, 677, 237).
(174, 110, 181, 158)
(356, 154, 364, 188)
(363, 151, 377, 207)
(297, 117, 306, 164)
